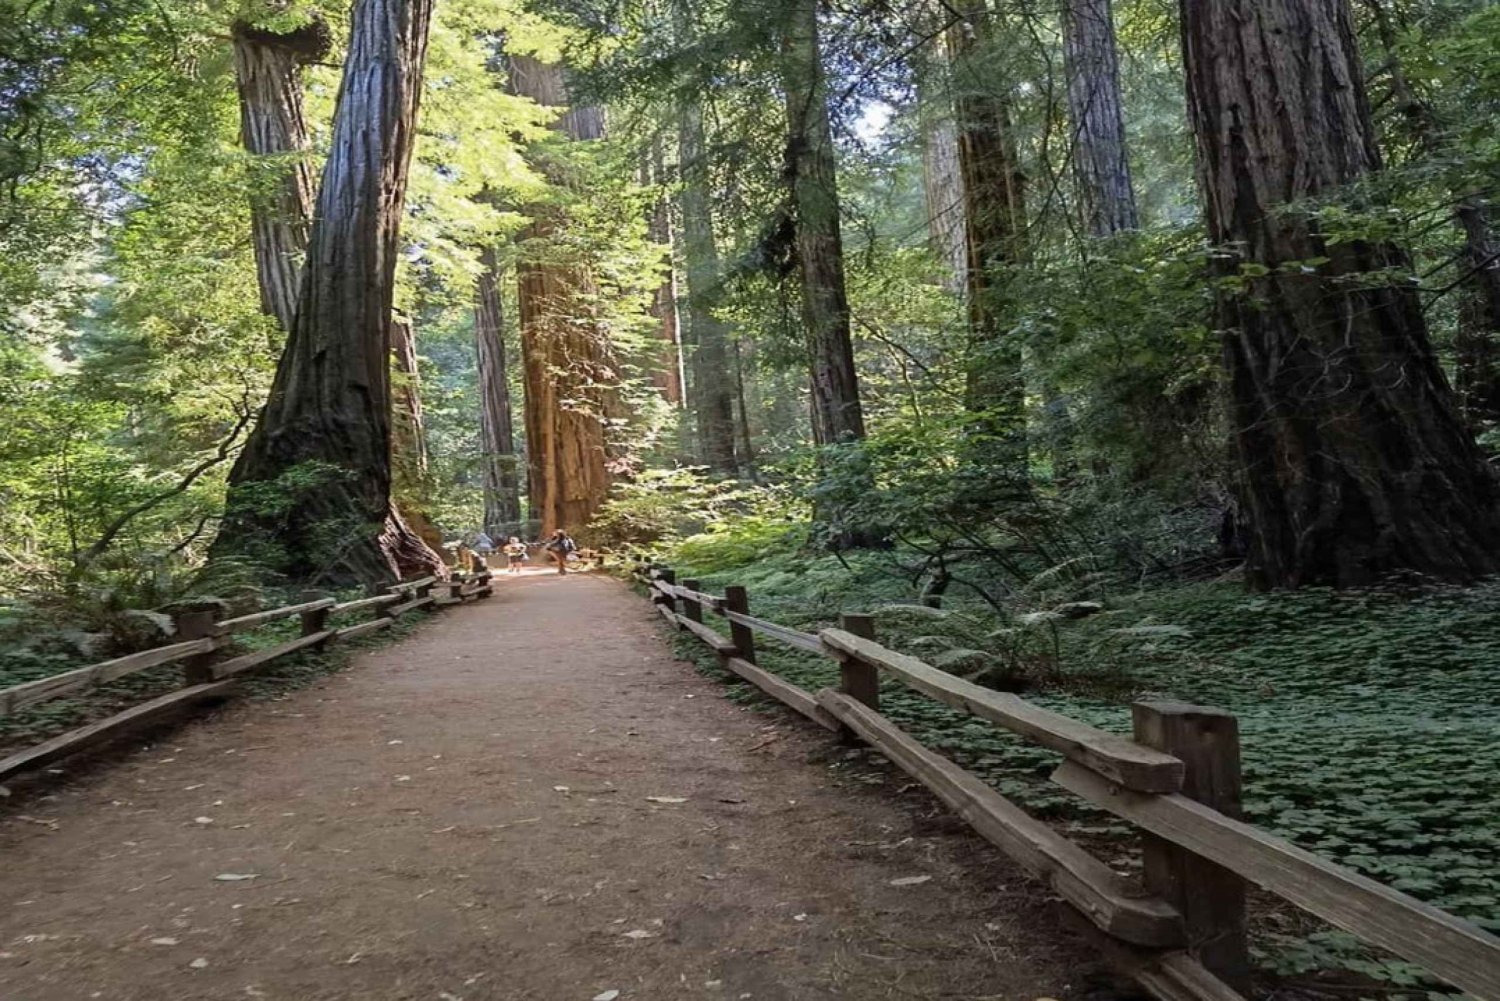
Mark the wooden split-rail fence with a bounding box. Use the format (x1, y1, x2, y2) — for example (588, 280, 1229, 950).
(0, 569, 494, 785)
(637, 564, 1500, 1001)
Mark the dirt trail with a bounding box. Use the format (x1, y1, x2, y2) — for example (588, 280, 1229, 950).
(0, 570, 1104, 1001)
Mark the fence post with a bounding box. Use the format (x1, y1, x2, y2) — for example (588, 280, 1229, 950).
(680, 578, 704, 623)
(1132, 701, 1250, 992)
(171, 603, 223, 686)
(836, 613, 879, 745)
(299, 590, 331, 635)
(656, 568, 677, 615)
(723, 585, 754, 664)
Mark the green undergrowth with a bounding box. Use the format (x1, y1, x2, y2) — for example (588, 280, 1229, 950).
(0, 589, 422, 757)
(644, 548, 1500, 991)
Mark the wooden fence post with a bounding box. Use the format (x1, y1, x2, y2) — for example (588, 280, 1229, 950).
(723, 585, 754, 664)
(299, 590, 332, 648)
(836, 613, 878, 745)
(656, 568, 677, 614)
(1132, 701, 1251, 992)
(680, 578, 704, 623)
(171, 604, 223, 686)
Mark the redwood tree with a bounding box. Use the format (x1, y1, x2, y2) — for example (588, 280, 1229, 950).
(508, 54, 615, 534)
(231, 19, 327, 332)
(1062, 0, 1137, 236)
(216, 0, 436, 583)
(679, 90, 739, 475)
(1180, 0, 1500, 587)
(782, 0, 865, 447)
(475, 247, 523, 533)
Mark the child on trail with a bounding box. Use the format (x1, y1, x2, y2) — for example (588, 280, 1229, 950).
(504, 536, 527, 574)
(544, 529, 576, 575)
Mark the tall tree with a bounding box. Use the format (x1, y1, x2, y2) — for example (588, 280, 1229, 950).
(1180, 0, 1500, 587)
(475, 247, 523, 533)
(781, 0, 866, 447)
(678, 85, 739, 475)
(216, 0, 437, 583)
(643, 141, 686, 408)
(947, 1, 1027, 451)
(231, 18, 327, 333)
(508, 54, 615, 533)
(1062, 0, 1137, 236)
(1361, 0, 1500, 427)
(915, 31, 968, 291)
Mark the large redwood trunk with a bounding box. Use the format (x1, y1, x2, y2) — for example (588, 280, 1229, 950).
(475, 247, 523, 533)
(1181, 0, 1500, 587)
(216, 0, 437, 585)
(948, 2, 1027, 453)
(1062, 0, 1137, 236)
(231, 20, 326, 332)
(678, 91, 739, 475)
(508, 55, 614, 535)
(643, 143, 686, 408)
(782, 0, 866, 448)
(916, 34, 968, 293)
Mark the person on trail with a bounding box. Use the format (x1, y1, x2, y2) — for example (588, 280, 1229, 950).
(474, 531, 495, 557)
(504, 536, 527, 574)
(544, 529, 576, 575)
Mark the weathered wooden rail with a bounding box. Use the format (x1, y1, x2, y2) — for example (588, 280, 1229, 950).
(637, 565, 1500, 1001)
(0, 568, 494, 784)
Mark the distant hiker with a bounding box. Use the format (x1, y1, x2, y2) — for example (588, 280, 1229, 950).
(544, 529, 576, 575)
(504, 536, 527, 574)
(474, 531, 495, 556)
(454, 541, 474, 573)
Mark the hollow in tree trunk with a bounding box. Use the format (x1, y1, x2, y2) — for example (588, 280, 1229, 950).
(215, 0, 437, 585)
(1180, 0, 1500, 587)
(476, 247, 523, 534)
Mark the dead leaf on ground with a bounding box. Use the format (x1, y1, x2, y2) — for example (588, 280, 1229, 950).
(645, 796, 686, 804)
(888, 875, 931, 887)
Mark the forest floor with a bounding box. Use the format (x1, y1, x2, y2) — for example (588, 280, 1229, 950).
(0, 569, 1108, 1001)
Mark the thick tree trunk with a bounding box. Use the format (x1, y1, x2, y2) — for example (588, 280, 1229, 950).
(216, 0, 436, 585)
(231, 20, 327, 333)
(1181, 0, 1500, 587)
(1062, 0, 1138, 236)
(679, 96, 739, 475)
(948, 3, 1027, 454)
(782, 0, 866, 447)
(643, 143, 686, 407)
(1362, 0, 1500, 427)
(915, 33, 968, 291)
(475, 247, 523, 533)
(508, 55, 614, 535)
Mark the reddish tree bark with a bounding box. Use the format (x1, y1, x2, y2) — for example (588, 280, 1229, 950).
(1181, 0, 1500, 586)
(475, 247, 523, 533)
(216, 0, 438, 584)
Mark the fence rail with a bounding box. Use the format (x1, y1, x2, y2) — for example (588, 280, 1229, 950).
(635, 563, 1500, 1001)
(0, 568, 494, 785)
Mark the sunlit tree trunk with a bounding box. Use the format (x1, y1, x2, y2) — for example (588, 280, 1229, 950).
(231, 19, 326, 334)
(475, 247, 523, 533)
(217, 0, 437, 585)
(678, 92, 739, 476)
(782, 0, 865, 447)
(1181, 0, 1500, 587)
(1062, 0, 1137, 236)
(508, 55, 614, 535)
(948, 2, 1027, 461)
(915, 31, 967, 292)
(642, 142, 685, 408)
(389, 316, 446, 558)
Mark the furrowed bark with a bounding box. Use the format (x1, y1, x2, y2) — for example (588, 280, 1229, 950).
(1062, 0, 1138, 236)
(643, 140, 686, 408)
(476, 246, 523, 533)
(216, 0, 437, 585)
(1180, 0, 1500, 587)
(678, 82, 739, 476)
